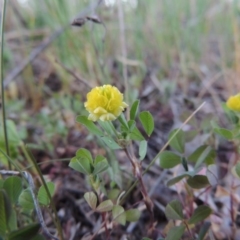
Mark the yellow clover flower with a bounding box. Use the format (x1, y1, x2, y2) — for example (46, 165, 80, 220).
(226, 94, 240, 112)
(84, 85, 128, 121)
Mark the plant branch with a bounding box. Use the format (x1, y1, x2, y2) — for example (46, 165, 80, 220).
(120, 102, 206, 204)
(0, 0, 10, 169)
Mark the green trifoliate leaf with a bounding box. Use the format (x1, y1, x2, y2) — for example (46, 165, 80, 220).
(93, 157, 109, 175)
(69, 156, 92, 175)
(76, 148, 93, 164)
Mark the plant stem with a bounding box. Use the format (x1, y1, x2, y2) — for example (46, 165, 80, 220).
(124, 148, 154, 237)
(120, 102, 206, 204)
(26, 146, 64, 240)
(96, 191, 110, 239)
(0, 0, 10, 169)
(117, 0, 129, 119)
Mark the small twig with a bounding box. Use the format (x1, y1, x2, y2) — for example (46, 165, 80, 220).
(0, 170, 59, 240)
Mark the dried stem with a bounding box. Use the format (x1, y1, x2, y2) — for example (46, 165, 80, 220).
(0, 170, 59, 240)
(124, 148, 154, 237)
(117, 0, 129, 119)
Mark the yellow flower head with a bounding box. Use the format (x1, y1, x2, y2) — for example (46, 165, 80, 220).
(84, 85, 128, 121)
(226, 94, 240, 112)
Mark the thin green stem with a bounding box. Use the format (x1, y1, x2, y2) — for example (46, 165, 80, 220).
(0, 0, 10, 169)
(120, 102, 206, 205)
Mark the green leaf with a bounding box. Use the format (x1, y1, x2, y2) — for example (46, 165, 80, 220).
(76, 148, 93, 164)
(139, 140, 147, 160)
(76, 115, 103, 136)
(129, 126, 145, 141)
(0, 189, 11, 236)
(69, 156, 92, 175)
(101, 136, 122, 149)
(197, 222, 211, 240)
(213, 127, 233, 140)
(3, 176, 22, 204)
(130, 100, 140, 120)
(125, 209, 141, 222)
(188, 205, 212, 224)
(166, 173, 193, 187)
(187, 175, 210, 189)
(37, 182, 55, 206)
(188, 145, 216, 166)
(159, 151, 181, 169)
(108, 189, 120, 200)
(98, 121, 114, 135)
(194, 146, 213, 170)
(165, 225, 185, 240)
(139, 111, 154, 136)
(165, 200, 184, 220)
(235, 162, 240, 178)
(8, 209, 17, 231)
(128, 120, 136, 131)
(93, 158, 109, 174)
(168, 129, 185, 153)
(8, 223, 40, 240)
(84, 192, 97, 210)
(118, 113, 128, 130)
(112, 205, 126, 225)
(96, 200, 113, 212)
(18, 189, 34, 211)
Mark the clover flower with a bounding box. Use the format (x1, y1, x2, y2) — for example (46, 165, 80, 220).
(226, 94, 240, 112)
(84, 85, 128, 121)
